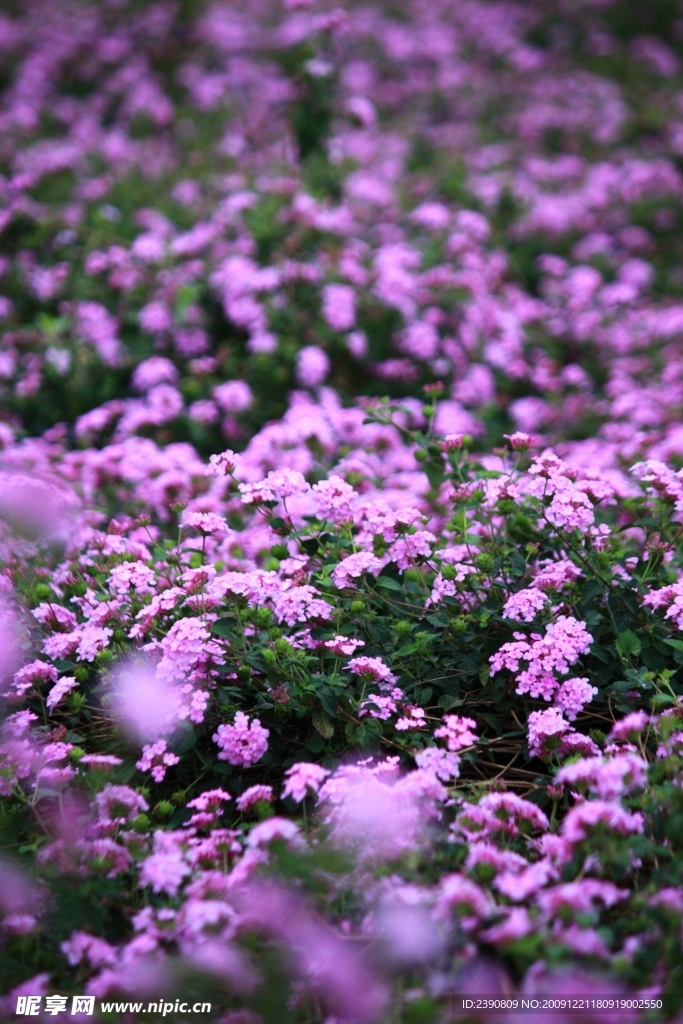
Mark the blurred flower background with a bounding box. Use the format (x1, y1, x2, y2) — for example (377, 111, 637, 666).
(3, 0, 683, 1020)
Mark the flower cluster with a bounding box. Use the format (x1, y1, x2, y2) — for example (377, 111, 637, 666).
(3, 0, 683, 1016)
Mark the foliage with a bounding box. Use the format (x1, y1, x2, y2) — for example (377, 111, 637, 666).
(3, 0, 683, 1020)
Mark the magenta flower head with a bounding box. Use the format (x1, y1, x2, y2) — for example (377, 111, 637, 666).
(0, 602, 21, 687)
(282, 762, 329, 802)
(213, 711, 269, 767)
(439, 433, 466, 452)
(108, 658, 176, 744)
(295, 345, 330, 388)
(208, 449, 241, 476)
(0, 857, 41, 923)
(504, 431, 537, 451)
(0, 472, 76, 543)
(233, 880, 388, 1023)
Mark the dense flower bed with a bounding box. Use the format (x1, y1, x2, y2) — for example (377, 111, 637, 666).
(3, 0, 683, 1021)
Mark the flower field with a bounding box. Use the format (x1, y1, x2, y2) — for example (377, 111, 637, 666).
(3, 0, 683, 1020)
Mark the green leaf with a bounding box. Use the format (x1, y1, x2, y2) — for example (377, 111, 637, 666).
(616, 630, 642, 658)
(376, 576, 402, 592)
(510, 552, 527, 578)
(317, 686, 339, 717)
(653, 692, 678, 708)
(312, 709, 334, 739)
(424, 460, 445, 491)
(175, 723, 197, 753)
(54, 659, 76, 672)
(438, 695, 464, 711)
(355, 720, 381, 749)
(310, 626, 334, 640)
(396, 643, 417, 656)
(212, 617, 238, 639)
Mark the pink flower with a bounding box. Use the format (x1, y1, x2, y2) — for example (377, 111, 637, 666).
(296, 346, 330, 388)
(395, 707, 427, 731)
(213, 380, 253, 413)
(537, 879, 629, 917)
(131, 356, 178, 392)
(439, 434, 464, 452)
(533, 559, 583, 591)
(322, 283, 356, 332)
(136, 740, 180, 783)
(311, 475, 358, 524)
(561, 800, 644, 845)
(358, 692, 401, 720)
(43, 625, 113, 663)
(491, 616, 593, 700)
(527, 708, 570, 758)
(109, 560, 157, 595)
(331, 551, 384, 588)
(236, 785, 274, 812)
(9, 661, 58, 701)
(643, 582, 683, 630)
(494, 859, 555, 901)
(608, 711, 650, 742)
(324, 635, 365, 656)
(434, 715, 477, 751)
(208, 449, 241, 476)
(273, 585, 332, 626)
(182, 510, 227, 535)
(480, 907, 533, 944)
(504, 432, 537, 450)
(318, 766, 431, 862)
(503, 588, 547, 622)
(246, 818, 302, 849)
(346, 656, 397, 688)
(553, 677, 598, 720)
(138, 301, 172, 333)
(454, 793, 549, 841)
(282, 762, 330, 802)
(546, 482, 595, 534)
(556, 753, 647, 799)
(110, 662, 177, 742)
(240, 468, 310, 504)
(62, 931, 117, 968)
(156, 617, 224, 683)
(213, 712, 269, 767)
(413, 747, 461, 781)
(139, 832, 190, 897)
(435, 874, 494, 929)
(79, 754, 123, 771)
(46, 675, 78, 710)
(96, 785, 149, 824)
